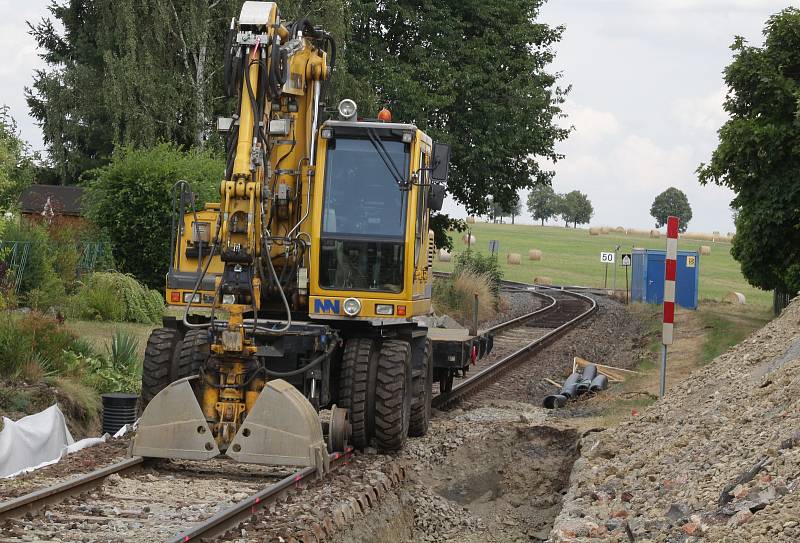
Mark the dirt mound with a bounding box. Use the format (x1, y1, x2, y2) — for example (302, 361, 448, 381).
(550, 298, 800, 542)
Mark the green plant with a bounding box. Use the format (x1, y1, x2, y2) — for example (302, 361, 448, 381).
(83, 144, 224, 289)
(453, 250, 503, 299)
(72, 272, 164, 324)
(108, 330, 140, 372)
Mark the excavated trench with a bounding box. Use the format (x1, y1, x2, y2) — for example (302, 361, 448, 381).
(335, 420, 580, 543)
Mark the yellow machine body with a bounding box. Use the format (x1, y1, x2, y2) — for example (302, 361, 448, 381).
(135, 0, 449, 470)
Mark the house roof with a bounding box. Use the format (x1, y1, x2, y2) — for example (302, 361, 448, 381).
(19, 185, 84, 216)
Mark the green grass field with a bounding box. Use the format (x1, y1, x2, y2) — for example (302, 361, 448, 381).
(434, 223, 772, 311)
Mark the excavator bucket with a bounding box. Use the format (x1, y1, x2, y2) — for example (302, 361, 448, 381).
(132, 378, 220, 460)
(227, 379, 328, 474)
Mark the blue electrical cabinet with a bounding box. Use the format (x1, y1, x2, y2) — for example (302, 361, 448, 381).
(630, 248, 700, 309)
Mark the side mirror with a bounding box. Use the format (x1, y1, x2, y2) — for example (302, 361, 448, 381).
(428, 183, 446, 211)
(431, 142, 451, 184)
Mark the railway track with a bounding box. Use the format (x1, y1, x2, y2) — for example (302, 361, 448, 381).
(432, 282, 597, 409)
(0, 280, 596, 542)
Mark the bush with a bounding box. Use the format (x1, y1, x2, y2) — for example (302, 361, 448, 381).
(84, 144, 224, 289)
(0, 219, 59, 295)
(433, 270, 496, 324)
(453, 250, 503, 299)
(71, 271, 164, 324)
(0, 313, 141, 395)
(0, 312, 85, 377)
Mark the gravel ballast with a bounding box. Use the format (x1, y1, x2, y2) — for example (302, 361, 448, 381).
(550, 299, 800, 542)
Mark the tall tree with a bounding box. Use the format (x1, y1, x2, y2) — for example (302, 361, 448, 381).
(559, 190, 593, 228)
(26, 0, 262, 182)
(698, 7, 800, 295)
(527, 184, 558, 225)
(0, 107, 37, 209)
(650, 187, 692, 233)
(347, 0, 569, 216)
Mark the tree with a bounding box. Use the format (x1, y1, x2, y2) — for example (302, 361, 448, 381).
(0, 107, 37, 209)
(83, 144, 223, 289)
(559, 190, 593, 228)
(347, 0, 569, 217)
(527, 184, 559, 225)
(508, 197, 522, 225)
(649, 187, 692, 233)
(698, 8, 800, 295)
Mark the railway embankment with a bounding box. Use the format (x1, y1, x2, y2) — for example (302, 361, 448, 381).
(550, 298, 800, 542)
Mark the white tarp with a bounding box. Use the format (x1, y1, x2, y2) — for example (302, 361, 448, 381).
(0, 404, 107, 478)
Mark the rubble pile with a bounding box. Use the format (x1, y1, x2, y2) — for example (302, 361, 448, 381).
(550, 299, 800, 542)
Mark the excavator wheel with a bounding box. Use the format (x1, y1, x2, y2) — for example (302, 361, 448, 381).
(175, 329, 210, 381)
(408, 338, 433, 437)
(373, 339, 412, 451)
(338, 338, 375, 448)
(140, 328, 183, 409)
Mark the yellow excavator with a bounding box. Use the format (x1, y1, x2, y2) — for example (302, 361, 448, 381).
(133, 1, 450, 473)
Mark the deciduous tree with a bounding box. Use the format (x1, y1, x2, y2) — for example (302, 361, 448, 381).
(650, 187, 692, 233)
(527, 184, 558, 225)
(698, 7, 800, 295)
(559, 190, 593, 228)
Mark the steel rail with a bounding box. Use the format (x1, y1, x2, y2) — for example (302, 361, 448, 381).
(166, 448, 354, 543)
(432, 287, 597, 409)
(0, 456, 147, 521)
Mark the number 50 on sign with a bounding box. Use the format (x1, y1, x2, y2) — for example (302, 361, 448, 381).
(600, 252, 615, 263)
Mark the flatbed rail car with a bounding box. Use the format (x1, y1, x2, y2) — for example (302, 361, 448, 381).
(428, 327, 494, 393)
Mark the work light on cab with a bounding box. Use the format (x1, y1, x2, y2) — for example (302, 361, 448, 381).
(338, 99, 357, 120)
(343, 298, 362, 316)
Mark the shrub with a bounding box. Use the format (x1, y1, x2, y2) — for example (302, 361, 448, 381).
(71, 271, 164, 324)
(433, 270, 496, 324)
(0, 219, 59, 294)
(84, 144, 224, 289)
(0, 312, 84, 377)
(453, 250, 503, 299)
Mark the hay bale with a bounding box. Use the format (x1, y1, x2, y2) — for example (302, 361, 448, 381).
(699, 245, 711, 255)
(438, 249, 452, 262)
(462, 233, 476, 246)
(615, 226, 625, 233)
(627, 228, 650, 237)
(528, 249, 542, 261)
(588, 227, 601, 236)
(683, 232, 715, 241)
(723, 291, 746, 304)
(533, 276, 552, 285)
(600, 226, 611, 234)
(649, 229, 661, 238)
(466, 216, 476, 224)
(507, 253, 522, 265)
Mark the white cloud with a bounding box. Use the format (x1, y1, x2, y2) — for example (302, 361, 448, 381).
(672, 87, 728, 131)
(564, 102, 621, 145)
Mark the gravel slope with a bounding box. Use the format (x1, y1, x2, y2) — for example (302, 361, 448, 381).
(550, 299, 800, 542)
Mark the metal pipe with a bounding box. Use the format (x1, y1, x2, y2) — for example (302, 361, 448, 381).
(309, 81, 321, 165)
(589, 374, 608, 393)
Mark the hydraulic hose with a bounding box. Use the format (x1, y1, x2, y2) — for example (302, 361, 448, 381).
(262, 343, 334, 378)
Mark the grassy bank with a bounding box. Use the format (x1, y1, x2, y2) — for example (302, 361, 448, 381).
(434, 223, 771, 311)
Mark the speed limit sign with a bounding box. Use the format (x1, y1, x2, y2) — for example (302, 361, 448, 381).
(600, 252, 615, 263)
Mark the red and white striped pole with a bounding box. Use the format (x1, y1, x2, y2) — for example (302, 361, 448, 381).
(660, 215, 679, 397)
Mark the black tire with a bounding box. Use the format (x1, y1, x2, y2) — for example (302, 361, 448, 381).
(175, 329, 210, 381)
(408, 339, 432, 437)
(338, 338, 375, 448)
(141, 328, 182, 408)
(373, 339, 411, 451)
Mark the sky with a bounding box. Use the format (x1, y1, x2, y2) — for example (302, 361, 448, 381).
(0, 0, 795, 232)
